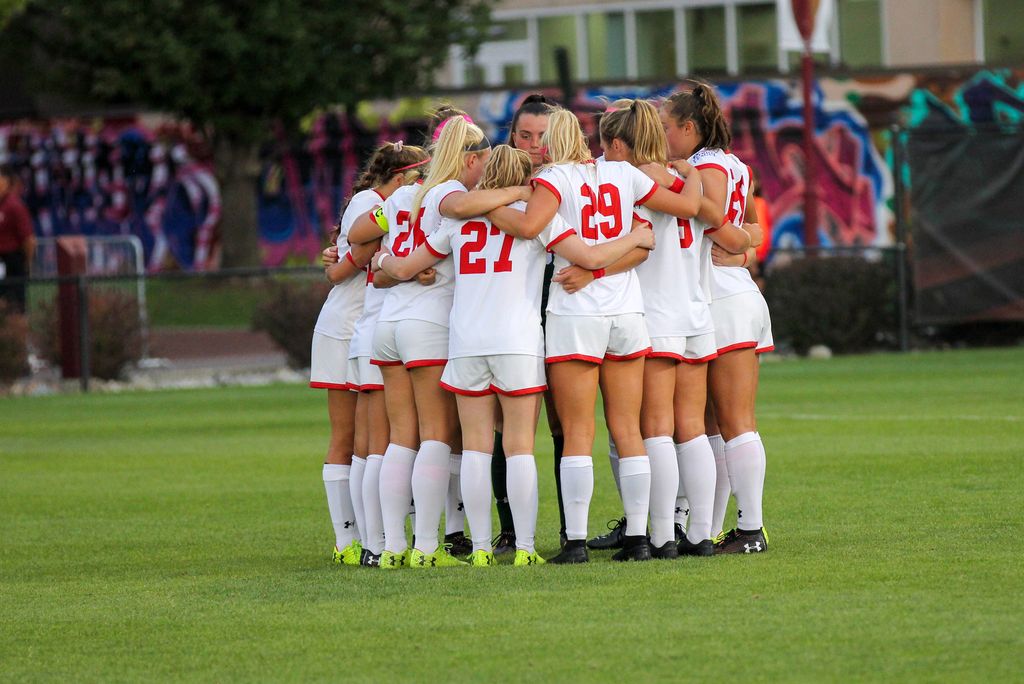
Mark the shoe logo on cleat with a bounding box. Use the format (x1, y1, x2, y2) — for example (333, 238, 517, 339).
(743, 542, 762, 553)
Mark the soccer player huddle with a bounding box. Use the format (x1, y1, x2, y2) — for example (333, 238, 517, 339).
(313, 84, 772, 569)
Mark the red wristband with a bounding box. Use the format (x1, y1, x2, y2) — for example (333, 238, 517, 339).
(592, 268, 606, 279)
(669, 177, 685, 194)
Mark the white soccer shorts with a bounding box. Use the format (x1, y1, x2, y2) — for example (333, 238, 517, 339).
(649, 332, 718, 364)
(371, 319, 449, 369)
(310, 333, 352, 389)
(346, 356, 384, 392)
(545, 312, 651, 364)
(710, 291, 774, 355)
(440, 354, 547, 396)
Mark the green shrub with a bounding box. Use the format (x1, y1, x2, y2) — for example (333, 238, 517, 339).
(31, 288, 144, 380)
(766, 255, 898, 355)
(251, 279, 331, 369)
(0, 302, 30, 386)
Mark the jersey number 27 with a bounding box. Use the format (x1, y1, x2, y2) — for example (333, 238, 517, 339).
(459, 221, 514, 275)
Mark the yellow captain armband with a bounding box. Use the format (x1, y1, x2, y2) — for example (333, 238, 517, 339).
(372, 206, 389, 232)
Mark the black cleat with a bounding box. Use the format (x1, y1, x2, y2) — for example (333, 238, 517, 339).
(361, 550, 381, 567)
(715, 528, 768, 554)
(650, 540, 679, 559)
(612, 535, 652, 562)
(444, 532, 473, 557)
(559, 530, 567, 549)
(677, 536, 715, 556)
(587, 517, 626, 550)
(549, 539, 589, 564)
(491, 530, 517, 556)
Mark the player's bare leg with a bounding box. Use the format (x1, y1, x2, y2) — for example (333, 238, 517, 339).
(497, 391, 545, 565)
(324, 388, 359, 564)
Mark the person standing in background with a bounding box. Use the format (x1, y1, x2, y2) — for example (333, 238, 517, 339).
(0, 165, 35, 314)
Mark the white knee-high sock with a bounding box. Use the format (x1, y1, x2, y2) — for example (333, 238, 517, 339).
(350, 456, 366, 544)
(709, 433, 730, 537)
(362, 454, 385, 555)
(678, 435, 717, 543)
(644, 436, 678, 547)
(411, 440, 452, 553)
(725, 432, 765, 530)
(445, 452, 465, 536)
(459, 450, 492, 552)
(618, 455, 651, 537)
(323, 463, 356, 549)
(608, 438, 622, 498)
(379, 444, 416, 553)
(560, 456, 594, 541)
(506, 454, 538, 553)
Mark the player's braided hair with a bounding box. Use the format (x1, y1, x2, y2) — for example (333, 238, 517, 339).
(663, 81, 732, 151)
(598, 99, 668, 165)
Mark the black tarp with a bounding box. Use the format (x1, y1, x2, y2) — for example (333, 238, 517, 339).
(907, 127, 1024, 324)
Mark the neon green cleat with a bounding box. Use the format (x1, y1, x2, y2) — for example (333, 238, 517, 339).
(468, 550, 496, 567)
(513, 549, 547, 566)
(410, 545, 468, 568)
(379, 548, 409, 570)
(333, 540, 363, 566)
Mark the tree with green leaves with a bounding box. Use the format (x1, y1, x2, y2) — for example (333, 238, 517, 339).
(19, 0, 492, 266)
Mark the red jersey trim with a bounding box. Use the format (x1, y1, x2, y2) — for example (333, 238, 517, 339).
(424, 241, 448, 259)
(605, 347, 652, 361)
(373, 189, 386, 201)
(547, 228, 575, 251)
(634, 181, 659, 206)
(716, 341, 758, 355)
(695, 163, 729, 178)
(631, 211, 653, 228)
(440, 380, 493, 396)
(491, 384, 547, 396)
(345, 251, 358, 267)
(546, 353, 604, 365)
(532, 178, 562, 204)
(405, 358, 448, 369)
(370, 358, 404, 367)
(309, 381, 352, 390)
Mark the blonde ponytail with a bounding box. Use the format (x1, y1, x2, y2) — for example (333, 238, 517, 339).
(542, 109, 592, 165)
(411, 115, 488, 220)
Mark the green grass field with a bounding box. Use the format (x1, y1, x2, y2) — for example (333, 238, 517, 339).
(2, 348, 1023, 681)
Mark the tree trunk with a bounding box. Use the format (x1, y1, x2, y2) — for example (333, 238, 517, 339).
(215, 138, 262, 268)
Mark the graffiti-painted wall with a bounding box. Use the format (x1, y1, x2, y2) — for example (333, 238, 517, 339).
(3, 67, 1021, 269)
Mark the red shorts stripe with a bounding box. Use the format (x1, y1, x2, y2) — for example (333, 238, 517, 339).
(716, 341, 758, 355)
(546, 353, 604, 365)
(357, 383, 385, 392)
(605, 346, 652, 361)
(309, 381, 352, 390)
(405, 358, 448, 369)
(370, 359, 404, 367)
(680, 351, 718, 364)
(531, 178, 562, 204)
(440, 380, 493, 396)
(647, 351, 684, 362)
(755, 345, 775, 355)
(491, 384, 547, 396)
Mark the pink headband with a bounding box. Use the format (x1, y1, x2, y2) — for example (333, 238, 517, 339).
(394, 158, 430, 172)
(432, 114, 475, 141)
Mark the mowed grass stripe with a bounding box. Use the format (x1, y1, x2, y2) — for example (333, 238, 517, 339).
(2, 347, 1023, 681)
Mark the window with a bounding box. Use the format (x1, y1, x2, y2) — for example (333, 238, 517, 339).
(538, 16, 578, 82)
(588, 12, 627, 80)
(737, 3, 778, 71)
(838, 0, 882, 67)
(491, 19, 528, 42)
(686, 7, 728, 72)
(637, 10, 677, 79)
(984, 0, 1024, 62)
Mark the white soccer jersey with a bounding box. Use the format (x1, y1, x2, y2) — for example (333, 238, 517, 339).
(377, 180, 462, 327)
(690, 148, 759, 301)
(426, 201, 574, 358)
(534, 160, 657, 317)
(634, 168, 714, 337)
(313, 188, 380, 340)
